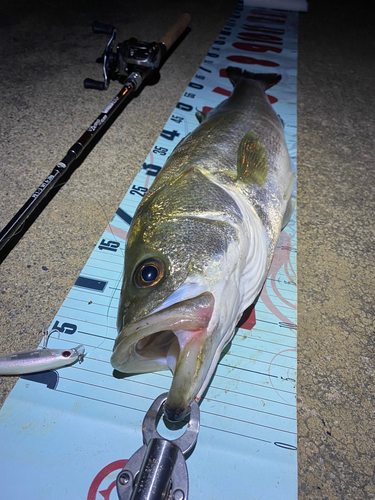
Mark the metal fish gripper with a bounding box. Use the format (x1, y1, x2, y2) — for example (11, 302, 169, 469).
(116, 392, 200, 500)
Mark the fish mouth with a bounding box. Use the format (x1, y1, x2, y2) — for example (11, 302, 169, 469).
(111, 292, 215, 421)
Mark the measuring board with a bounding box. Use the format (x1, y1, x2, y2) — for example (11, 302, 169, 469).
(0, 3, 299, 499)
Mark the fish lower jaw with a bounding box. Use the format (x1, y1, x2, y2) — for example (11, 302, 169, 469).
(137, 327, 208, 375)
(111, 292, 215, 376)
(165, 320, 239, 421)
(111, 327, 203, 375)
(166, 328, 204, 373)
(112, 324, 211, 423)
(165, 327, 209, 421)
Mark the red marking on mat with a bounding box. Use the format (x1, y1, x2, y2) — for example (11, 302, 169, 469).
(260, 231, 297, 325)
(144, 174, 150, 189)
(87, 459, 128, 500)
(219, 68, 228, 78)
(202, 106, 213, 114)
(106, 224, 128, 241)
(237, 305, 256, 331)
(99, 481, 116, 500)
(227, 55, 279, 67)
(232, 42, 282, 54)
(260, 288, 292, 325)
(237, 32, 282, 44)
(241, 24, 285, 35)
(269, 241, 297, 310)
(213, 87, 231, 97)
(271, 273, 296, 310)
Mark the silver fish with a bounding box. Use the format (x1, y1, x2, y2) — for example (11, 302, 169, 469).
(111, 67, 294, 421)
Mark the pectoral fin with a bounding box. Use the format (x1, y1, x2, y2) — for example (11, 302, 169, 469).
(283, 172, 295, 201)
(236, 131, 269, 187)
(282, 195, 296, 229)
(195, 109, 207, 123)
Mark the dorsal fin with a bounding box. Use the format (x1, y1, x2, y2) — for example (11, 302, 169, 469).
(237, 131, 269, 186)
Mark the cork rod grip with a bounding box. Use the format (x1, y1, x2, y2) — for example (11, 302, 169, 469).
(160, 13, 191, 51)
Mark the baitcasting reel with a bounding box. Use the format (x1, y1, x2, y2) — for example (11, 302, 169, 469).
(84, 22, 164, 91)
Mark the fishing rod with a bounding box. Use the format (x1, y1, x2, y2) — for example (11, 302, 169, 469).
(0, 13, 191, 255)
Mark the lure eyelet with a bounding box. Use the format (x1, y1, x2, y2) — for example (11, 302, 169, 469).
(134, 258, 165, 288)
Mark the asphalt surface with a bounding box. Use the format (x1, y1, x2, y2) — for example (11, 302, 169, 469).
(0, 0, 374, 498)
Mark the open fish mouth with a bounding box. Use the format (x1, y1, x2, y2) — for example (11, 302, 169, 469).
(111, 292, 215, 421)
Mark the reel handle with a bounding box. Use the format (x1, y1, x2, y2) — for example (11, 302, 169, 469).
(83, 78, 106, 90)
(160, 13, 191, 51)
(92, 21, 115, 35)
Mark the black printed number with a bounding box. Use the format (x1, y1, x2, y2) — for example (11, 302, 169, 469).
(142, 162, 161, 177)
(98, 239, 120, 252)
(153, 146, 168, 156)
(51, 321, 77, 335)
(130, 185, 148, 197)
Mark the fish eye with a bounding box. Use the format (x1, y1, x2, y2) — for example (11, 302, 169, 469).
(134, 258, 165, 288)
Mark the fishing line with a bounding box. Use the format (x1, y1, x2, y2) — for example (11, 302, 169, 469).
(76, 196, 125, 360)
(0, 201, 124, 370)
(3, 175, 127, 361)
(82, 268, 123, 360)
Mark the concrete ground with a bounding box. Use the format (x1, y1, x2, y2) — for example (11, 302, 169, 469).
(0, 0, 374, 498)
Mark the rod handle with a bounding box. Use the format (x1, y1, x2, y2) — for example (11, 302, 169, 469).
(160, 13, 191, 51)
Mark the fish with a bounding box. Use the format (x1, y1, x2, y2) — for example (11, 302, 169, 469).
(111, 67, 295, 421)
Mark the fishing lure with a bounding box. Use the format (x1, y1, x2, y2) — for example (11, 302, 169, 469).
(0, 327, 85, 375)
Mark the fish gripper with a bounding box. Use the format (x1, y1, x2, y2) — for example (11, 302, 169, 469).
(116, 392, 200, 500)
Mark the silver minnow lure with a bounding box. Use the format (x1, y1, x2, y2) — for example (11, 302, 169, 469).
(112, 67, 295, 421)
(0, 328, 85, 375)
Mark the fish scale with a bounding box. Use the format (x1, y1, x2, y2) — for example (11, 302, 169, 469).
(146, 167, 243, 223)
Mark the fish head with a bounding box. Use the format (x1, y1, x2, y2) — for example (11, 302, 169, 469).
(111, 175, 244, 421)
